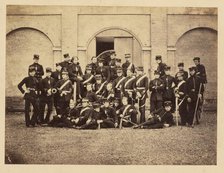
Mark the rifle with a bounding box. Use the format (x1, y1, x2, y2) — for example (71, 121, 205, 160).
(192, 83, 203, 127)
(175, 95, 179, 126)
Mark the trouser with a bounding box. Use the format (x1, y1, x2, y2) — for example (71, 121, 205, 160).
(179, 99, 187, 125)
(101, 118, 115, 128)
(80, 121, 98, 129)
(187, 100, 197, 125)
(54, 94, 60, 115)
(150, 99, 163, 113)
(24, 98, 39, 126)
(140, 117, 163, 129)
(58, 99, 69, 115)
(124, 91, 136, 105)
(48, 116, 65, 127)
(39, 97, 53, 123)
(137, 95, 146, 123)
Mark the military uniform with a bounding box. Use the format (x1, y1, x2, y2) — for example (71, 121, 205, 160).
(39, 68, 55, 123)
(122, 54, 135, 77)
(134, 102, 174, 129)
(119, 103, 138, 127)
(175, 63, 188, 82)
(109, 56, 118, 81)
(28, 55, 44, 81)
(149, 71, 165, 113)
(54, 71, 73, 115)
(96, 60, 111, 82)
(122, 74, 136, 105)
(194, 57, 207, 84)
(86, 90, 98, 104)
(134, 66, 149, 123)
(155, 55, 167, 78)
(186, 67, 204, 125)
(112, 67, 126, 99)
(18, 67, 39, 127)
(93, 75, 107, 101)
(59, 54, 71, 71)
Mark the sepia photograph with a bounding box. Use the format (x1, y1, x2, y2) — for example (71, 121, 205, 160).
(4, 3, 218, 166)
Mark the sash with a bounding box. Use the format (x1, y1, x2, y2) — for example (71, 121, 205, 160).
(96, 81, 107, 95)
(127, 63, 133, 70)
(177, 80, 185, 89)
(124, 76, 135, 89)
(115, 77, 126, 88)
(122, 105, 131, 116)
(83, 75, 94, 85)
(80, 107, 90, 116)
(136, 74, 147, 86)
(59, 80, 70, 91)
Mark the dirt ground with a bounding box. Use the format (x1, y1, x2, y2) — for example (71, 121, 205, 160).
(5, 111, 216, 165)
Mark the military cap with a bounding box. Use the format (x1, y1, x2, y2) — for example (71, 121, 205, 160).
(155, 55, 162, 60)
(193, 57, 200, 61)
(82, 97, 89, 102)
(116, 58, 121, 63)
(86, 65, 92, 70)
(63, 53, 69, 58)
(61, 69, 69, 75)
(29, 66, 36, 72)
(164, 101, 172, 107)
(178, 62, 184, 67)
(33, 54, 39, 60)
(164, 66, 171, 71)
(93, 101, 101, 108)
(154, 70, 160, 75)
(91, 56, 96, 60)
(46, 67, 52, 73)
(95, 74, 102, 80)
(189, 66, 197, 71)
(136, 66, 144, 71)
(125, 53, 131, 58)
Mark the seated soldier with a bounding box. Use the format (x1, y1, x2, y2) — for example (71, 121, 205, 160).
(113, 98, 122, 125)
(85, 83, 98, 106)
(81, 65, 95, 98)
(103, 82, 115, 103)
(133, 101, 174, 129)
(93, 74, 107, 101)
(119, 96, 138, 128)
(97, 98, 118, 128)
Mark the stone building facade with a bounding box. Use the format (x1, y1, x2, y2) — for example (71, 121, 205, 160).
(6, 6, 217, 110)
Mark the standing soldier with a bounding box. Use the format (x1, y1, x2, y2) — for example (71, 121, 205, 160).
(81, 65, 96, 98)
(88, 56, 98, 75)
(54, 70, 73, 115)
(186, 67, 204, 127)
(149, 70, 165, 113)
(155, 55, 167, 78)
(18, 67, 39, 127)
(59, 53, 71, 71)
(193, 57, 207, 84)
(122, 53, 135, 77)
(39, 67, 55, 124)
(175, 62, 188, 81)
(134, 66, 149, 123)
(174, 72, 187, 126)
(121, 69, 136, 105)
(109, 51, 118, 81)
(96, 58, 111, 82)
(112, 67, 126, 99)
(93, 74, 107, 101)
(161, 66, 176, 111)
(28, 54, 44, 81)
(51, 63, 62, 115)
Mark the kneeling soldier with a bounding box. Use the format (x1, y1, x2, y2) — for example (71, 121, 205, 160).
(18, 67, 39, 127)
(98, 98, 118, 128)
(134, 101, 174, 129)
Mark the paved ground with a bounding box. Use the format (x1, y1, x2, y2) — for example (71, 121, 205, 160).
(5, 111, 216, 165)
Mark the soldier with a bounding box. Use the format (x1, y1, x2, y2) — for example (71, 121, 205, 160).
(112, 67, 126, 99)
(68, 56, 83, 100)
(134, 66, 149, 123)
(122, 53, 135, 77)
(54, 70, 73, 115)
(161, 66, 176, 112)
(174, 72, 187, 126)
(103, 83, 115, 103)
(109, 51, 118, 81)
(93, 74, 107, 101)
(18, 67, 39, 127)
(175, 62, 188, 81)
(149, 70, 165, 113)
(119, 96, 138, 127)
(28, 54, 44, 81)
(88, 56, 98, 75)
(97, 99, 118, 128)
(133, 101, 174, 129)
(186, 67, 204, 127)
(155, 55, 167, 78)
(193, 57, 207, 84)
(86, 83, 98, 105)
(96, 58, 111, 82)
(59, 53, 71, 71)
(81, 65, 96, 98)
(39, 67, 55, 124)
(121, 69, 136, 105)
(51, 63, 62, 114)
(115, 58, 122, 69)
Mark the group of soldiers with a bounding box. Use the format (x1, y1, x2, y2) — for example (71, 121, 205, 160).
(17, 51, 207, 129)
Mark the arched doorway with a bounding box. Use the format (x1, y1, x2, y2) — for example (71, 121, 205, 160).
(87, 28, 142, 66)
(6, 28, 54, 97)
(175, 27, 217, 100)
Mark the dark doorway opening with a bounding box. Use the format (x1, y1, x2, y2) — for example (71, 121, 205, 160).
(96, 37, 114, 56)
